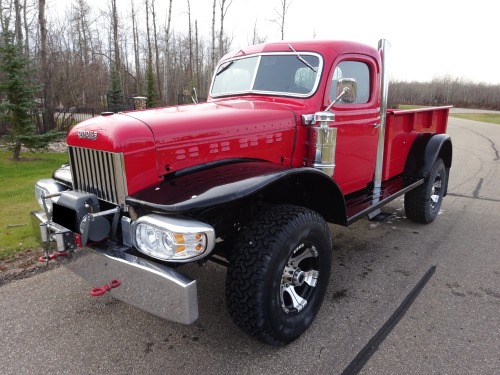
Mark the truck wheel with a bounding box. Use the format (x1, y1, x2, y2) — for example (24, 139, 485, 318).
(404, 158, 447, 224)
(225, 205, 332, 346)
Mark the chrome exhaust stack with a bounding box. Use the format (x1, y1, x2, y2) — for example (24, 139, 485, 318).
(374, 39, 391, 189)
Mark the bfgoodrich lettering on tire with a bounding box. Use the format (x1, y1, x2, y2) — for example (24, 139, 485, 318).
(225, 205, 332, 346)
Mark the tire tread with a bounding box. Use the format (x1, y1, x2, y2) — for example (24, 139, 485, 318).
(405, 158, 446, 224)
(225, 205, 331, 345)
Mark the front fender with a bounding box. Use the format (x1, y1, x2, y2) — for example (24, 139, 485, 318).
(126, 160, 346, 224)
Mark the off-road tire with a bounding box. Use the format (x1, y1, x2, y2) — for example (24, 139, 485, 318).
(225, 205, 332, 346)
(405, 158, 447, 224)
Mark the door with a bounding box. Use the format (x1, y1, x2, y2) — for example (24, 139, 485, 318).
(325, 55, 381, 195)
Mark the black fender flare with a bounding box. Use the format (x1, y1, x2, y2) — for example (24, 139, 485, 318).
(405, 133, 452, 178)
(404, 133, 452, 195)
(126, 160, 347, 225)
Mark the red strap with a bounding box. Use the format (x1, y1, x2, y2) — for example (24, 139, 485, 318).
(90, 284, 110, 297)
(39, 251, 69, 263)
(90, 279, 121, 297)
(109, 279, 121, 288)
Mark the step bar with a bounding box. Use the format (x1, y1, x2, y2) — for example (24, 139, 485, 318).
(345, 176, 423, 225)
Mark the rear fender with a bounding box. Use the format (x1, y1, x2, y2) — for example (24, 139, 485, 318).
(405, 133, 452, 194)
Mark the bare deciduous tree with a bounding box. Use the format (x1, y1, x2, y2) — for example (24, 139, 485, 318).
(218, 0, 233, 59)
(250, 19, 266, 45)
(0, 1, 9, 32)
(22, 0, 32, 58)
(150, 0, 162, 102)
(163, 0, 173, 101)
(110, 0, 120, 73)
(271, 0, 291, 40)
(187, 0, 193, 86)
(211, 0, 216, 70)
(131, 0, 141, 93)
(38, 0, 53, 131)
(388, 76, 500, 110)
(13, 0, 22, 46)
(145, 0, 155, 105)
(3, 0, 499, 132)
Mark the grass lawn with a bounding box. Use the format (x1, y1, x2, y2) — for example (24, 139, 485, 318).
(448, 113, 500, 125)
(393, 104, 426, 110)
(0, 150, 68, 260)
(396, 105, 500, 125)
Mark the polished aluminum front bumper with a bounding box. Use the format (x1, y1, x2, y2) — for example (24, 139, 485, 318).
(31, 210, 198, 325)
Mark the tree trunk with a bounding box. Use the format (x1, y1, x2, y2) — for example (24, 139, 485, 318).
(272, 0, 290, 41)
(145, 1, 152, 71)
(151, 0, 163, 103)
(187, 0, 193, 87)
(13, 141, 22, 161)
(163, 0, 173, 103)
(219, 0, 224, 59)
(23, 0, 29, 58)
(111, 0, 120, 73)
(131, 0, 141, 94)
(195, 20, 199, 95)
(39, 0, 53, 132)
(0, 4, 4, 32)
(14, 0, 22, 47)
(78, 0, 90, 66)
(219, 0, 233, 58)
(279, 0, 290, 40)
(281, 0, 286, 40)
(211, 0, 216, 68)
(145, 0, 156, 106)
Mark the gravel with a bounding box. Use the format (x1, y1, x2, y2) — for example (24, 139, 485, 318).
(0, 141, 68, 153)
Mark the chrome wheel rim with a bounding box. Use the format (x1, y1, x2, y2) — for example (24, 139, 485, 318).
(280, 243, 319, 314)
(430, 173, 443, 210)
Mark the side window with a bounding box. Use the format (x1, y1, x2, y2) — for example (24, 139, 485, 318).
(330, 61, 370, 104)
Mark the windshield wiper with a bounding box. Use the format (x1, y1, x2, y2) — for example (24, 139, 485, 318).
(215, 61, 234, 76)
(288, 44, 317, 72)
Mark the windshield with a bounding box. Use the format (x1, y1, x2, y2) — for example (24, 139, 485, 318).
(211, 53, 322, 97)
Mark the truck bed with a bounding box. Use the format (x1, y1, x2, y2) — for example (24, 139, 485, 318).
(342, 106, 451, 225)
(382, 106, 451, 181)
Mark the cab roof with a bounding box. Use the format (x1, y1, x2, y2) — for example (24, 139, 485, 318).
(220, 40, 380, 62)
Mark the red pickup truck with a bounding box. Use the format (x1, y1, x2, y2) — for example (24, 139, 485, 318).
(32, 39, 452, 346)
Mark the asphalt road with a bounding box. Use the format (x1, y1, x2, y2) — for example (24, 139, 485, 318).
(1, 114, 499, 375)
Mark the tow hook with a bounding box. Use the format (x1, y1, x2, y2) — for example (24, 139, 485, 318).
(90, 279, 122, 297)
(38, 251, 69, 263)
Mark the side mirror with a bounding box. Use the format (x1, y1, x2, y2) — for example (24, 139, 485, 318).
(324, 77, 358, 112)
(337, 78, 357, 103)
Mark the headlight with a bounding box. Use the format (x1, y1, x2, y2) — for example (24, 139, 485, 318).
(34, 179, 67, 215)
(133, 215, 215, 262)
(52, 164, 73, 186)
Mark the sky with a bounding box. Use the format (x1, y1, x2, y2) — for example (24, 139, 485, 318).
(53, 0, 500, 84)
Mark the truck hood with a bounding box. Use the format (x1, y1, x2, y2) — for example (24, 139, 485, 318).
(68, 99, 297, 183)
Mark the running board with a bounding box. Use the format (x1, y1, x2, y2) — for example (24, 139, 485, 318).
(345, 176, 423, 225)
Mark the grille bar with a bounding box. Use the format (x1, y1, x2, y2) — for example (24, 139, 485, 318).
(69, 146, 128, 206)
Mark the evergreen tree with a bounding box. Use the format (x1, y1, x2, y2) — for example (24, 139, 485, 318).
(0, 28, 58, 160)
(145, 62, 156, 108)
(108, 69, 123, 112)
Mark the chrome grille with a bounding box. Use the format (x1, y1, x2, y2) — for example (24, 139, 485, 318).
(68, 146, 128, 206)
